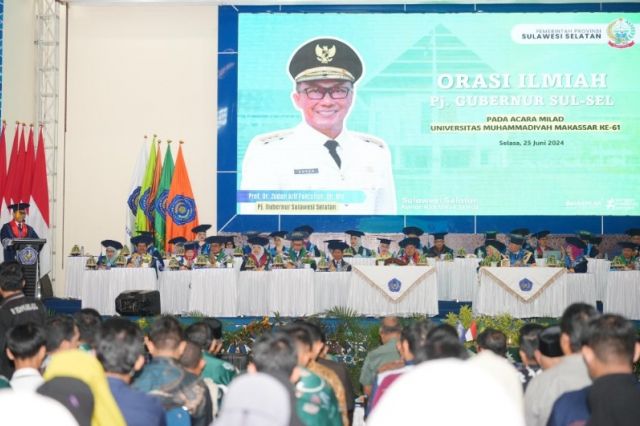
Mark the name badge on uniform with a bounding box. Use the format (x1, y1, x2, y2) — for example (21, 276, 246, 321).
(294, 168, 319, 175)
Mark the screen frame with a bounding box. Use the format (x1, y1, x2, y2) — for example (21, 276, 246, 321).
(217, 2, 640, 233)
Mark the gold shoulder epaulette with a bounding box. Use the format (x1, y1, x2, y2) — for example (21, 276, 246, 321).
(255, 130, 293, 145)
(352, 132, 385, 149)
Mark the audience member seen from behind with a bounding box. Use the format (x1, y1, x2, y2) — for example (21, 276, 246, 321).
(248, 331, 303, 426)
(185, 319, 237, 391)
(43, 349, 126, 426)
(283, 324, 342, 426)
(424, 324, 469, 361)
(548, 314, 640, 426)
(42, 315, 80, 371)
(6, 323, 46, 391)
(216, 372, 293, 426)
(180, 341, 215, 422)
(471, 328, 524, 412)
(94, 318, 166, 426)
(368, 359, 525, 426)
(515, 323, 544, 390)
(132, 315, 211, 426)
(73, 308, 103, 352)
(369, 319, 433, 412)
(0, 261, 46, 377)
(524, 303, 599, 426)
(38, 376, 95, 426)
(293, 320, 349, 426)
(359, 316, 402, 397)
(315, 323, 356, 425)
(476, 328, 507, 357)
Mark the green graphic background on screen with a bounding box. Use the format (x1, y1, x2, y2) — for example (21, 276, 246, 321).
(236, 13, 640, 216)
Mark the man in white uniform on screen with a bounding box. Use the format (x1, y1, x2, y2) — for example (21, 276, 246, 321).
(240, 37, 397, 214)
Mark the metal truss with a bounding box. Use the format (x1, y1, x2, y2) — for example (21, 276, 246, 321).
(35, 0, 60, 284)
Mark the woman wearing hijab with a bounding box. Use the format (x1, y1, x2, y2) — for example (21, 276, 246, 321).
(97, 240, 123, 269)
(241, 236, 271, 271)
(43, 350, 126, 426)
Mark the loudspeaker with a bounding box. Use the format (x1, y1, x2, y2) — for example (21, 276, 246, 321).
(115, 290, 161, 316)
(39, 274, 54, 299)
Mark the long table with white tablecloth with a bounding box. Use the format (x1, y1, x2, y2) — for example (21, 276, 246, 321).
(68, 256, 633, 318)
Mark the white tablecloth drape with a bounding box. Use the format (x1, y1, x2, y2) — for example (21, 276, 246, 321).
(346, 258, 377, 267)
(268, 269, 316, 317)
(189, 268, 238, 317)
(81, 268, 157, 315)
(436, 258, 480, 301)
(158, 271, 192, 315)
(346, 266, 438, 316)
(474, 267, 568, 317)
(566, 273, 597, 307)
(237, 272, 269, 316)
(315, 272, 352, 313)
(64, 256, 88, 299)
(604, 271, 640, 320)
(587, 258, 611, 301)
(237, 269, 316, 316)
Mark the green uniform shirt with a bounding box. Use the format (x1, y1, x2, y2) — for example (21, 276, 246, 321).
(0, 375, 10, 389)
(295, 368, 342, 426)
(201, 352, 237, 386)
(359, 338, 401, 387)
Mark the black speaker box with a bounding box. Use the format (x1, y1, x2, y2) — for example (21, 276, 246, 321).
(115, 290, 161, 316)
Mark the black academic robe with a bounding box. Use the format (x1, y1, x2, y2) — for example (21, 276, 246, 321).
(0, 221, 39, 262)
(426, 246, 454, 258)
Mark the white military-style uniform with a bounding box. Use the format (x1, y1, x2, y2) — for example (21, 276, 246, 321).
(240, 122, 397, 214)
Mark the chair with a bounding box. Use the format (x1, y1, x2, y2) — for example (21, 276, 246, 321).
(166, 406, 191, 426)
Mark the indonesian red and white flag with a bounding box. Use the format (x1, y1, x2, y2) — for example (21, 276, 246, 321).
(29, 127, 51, 277)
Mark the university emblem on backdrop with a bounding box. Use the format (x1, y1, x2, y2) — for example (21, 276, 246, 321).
(168, 195, 197, 225)
(18, 247, 38, 266)
(139, 189, 154, 220)
(155, 189, 170, 216)
(128, 186, 141, 214)
(519, 278, 534, 292)
(388, 278, 402, 293)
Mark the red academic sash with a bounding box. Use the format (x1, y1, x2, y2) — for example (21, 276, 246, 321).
(250, 253, 269, 268)
(9, 220, 28, 238)
(400, 253, 421, 264)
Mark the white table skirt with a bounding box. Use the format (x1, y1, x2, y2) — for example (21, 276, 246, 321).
(268, 269, 316, 317)
(604, 271, 640, 319)
(474, 268, 568, 318)
(65, 256, 89, 299)
(566, 273, 597, 307)
(189, 268, 238, 317)
(346, 267, 439, 316)
(237, 272, 269, 316)
(315, 272, 352, 313)
(158, 270, 192, 315)
(587, 258, 611, 301)
(346, 258, 377, 267)
(436, 258, 480, 301)
(81, 268, 157, 315)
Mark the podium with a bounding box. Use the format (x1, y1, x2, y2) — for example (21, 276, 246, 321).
(12, 238, 47, 298)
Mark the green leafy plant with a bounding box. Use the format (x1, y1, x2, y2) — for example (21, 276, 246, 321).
(445, 305, 543, 348)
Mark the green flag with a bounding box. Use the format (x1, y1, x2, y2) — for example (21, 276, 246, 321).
(135, 137, 157, 234)
(154, 143, 175, 250)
